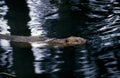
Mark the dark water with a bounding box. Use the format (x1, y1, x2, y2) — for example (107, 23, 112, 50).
(0, 0, 120, 78)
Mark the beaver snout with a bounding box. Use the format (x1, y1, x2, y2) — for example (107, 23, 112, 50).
(64, 36, 86, 45)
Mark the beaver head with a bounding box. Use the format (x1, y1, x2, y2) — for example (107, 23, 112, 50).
(63, 36, 86, 46)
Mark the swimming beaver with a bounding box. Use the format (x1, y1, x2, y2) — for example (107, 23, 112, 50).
(0, 34, 86, 47)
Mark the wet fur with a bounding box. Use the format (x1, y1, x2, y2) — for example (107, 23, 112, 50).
(0, 34, 86, 47)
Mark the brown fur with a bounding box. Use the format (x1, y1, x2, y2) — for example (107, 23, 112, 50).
(0, 34, 86, 47)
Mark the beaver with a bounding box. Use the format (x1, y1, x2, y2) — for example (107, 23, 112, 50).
(0, 34, 86, 47)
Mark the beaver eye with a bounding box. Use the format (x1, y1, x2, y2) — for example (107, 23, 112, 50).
(75, 40, 78, 42)
(65, 40, 69, 43)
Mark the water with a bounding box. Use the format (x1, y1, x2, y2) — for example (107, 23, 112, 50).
(0, 0, 120, 78)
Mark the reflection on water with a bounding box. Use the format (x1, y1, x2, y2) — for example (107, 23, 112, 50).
(0, 0, 120, 78)
(0, 0, 15, 76)
(0, 46, 14, 76)
(74, 45, 98, 78)
(4, 0, 31, 36)
(27, 0, 63, 76)
(27, 0, 58, 36)
(32, 48, 65, 73)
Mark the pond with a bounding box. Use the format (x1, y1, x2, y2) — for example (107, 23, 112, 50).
(0, 0, 120, 78)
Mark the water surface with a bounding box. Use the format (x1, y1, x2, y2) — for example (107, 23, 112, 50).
(0, 0, 120, 78)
